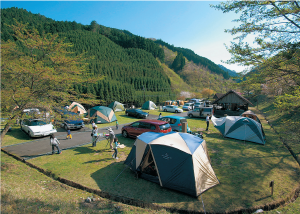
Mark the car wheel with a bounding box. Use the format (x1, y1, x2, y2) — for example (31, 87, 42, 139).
(64, 124, 68, 130)
(126, 112, 129, 116)
(188, 114, 193, 118)
(164, 109, 167, 112)
(28, 131, 33, 138)
(175, 110, 178, 113)
(122, 130, 128, 138)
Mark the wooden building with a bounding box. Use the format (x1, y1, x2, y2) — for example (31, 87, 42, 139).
(212, 90, 253, 111)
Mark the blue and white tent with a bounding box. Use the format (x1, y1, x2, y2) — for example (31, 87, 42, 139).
(211, 115, 266, 145)
(124, 132, 219, 197)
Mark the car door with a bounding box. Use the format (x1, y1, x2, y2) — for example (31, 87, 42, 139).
(128, 122, 141, 137)
(193, 108, 201, 117)
(138, 122, 152, 135)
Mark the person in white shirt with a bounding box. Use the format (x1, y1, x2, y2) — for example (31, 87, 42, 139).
(206, 115, 210, 131)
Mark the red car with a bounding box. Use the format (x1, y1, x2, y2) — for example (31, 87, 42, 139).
(121, 119, 172, 138)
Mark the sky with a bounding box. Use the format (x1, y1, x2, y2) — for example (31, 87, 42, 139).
(1, 1, 249, 73)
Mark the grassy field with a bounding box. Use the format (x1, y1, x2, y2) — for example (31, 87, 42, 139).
(27, 108, 300, 213)
(1, 151, 169, 214)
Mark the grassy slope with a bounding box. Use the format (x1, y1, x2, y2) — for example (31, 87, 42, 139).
(28, 108, 300, 213)
(253, 95, 300, 213)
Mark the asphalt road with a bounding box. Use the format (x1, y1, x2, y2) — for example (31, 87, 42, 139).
(2, 111, 188, 159)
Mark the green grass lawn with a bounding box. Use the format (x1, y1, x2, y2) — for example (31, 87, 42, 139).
(1, 151, 169, 214)
(27, 108, 300, 213)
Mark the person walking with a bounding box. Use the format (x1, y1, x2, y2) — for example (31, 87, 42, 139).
(50, 134, 61, 154)
(116, 120, 119, 130)
(108, 127, 115, 150)
(92, 126, 98, 147)
(112, 137, 120, 159)
(206, 115, 210, 131)
(92, 120, 96, 129)
(66, 128, 72, 139)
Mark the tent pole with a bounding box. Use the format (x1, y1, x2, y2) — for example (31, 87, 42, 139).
(199, 186, 206, 214)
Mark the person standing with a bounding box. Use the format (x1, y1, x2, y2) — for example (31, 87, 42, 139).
(108, 127, 115, 150)
(112, 137, 120, 159)
(158, 113, 162, 119)
(66, 128, 72, 139)
(50, 134, 61, 154)
(92, 126, 98, 147)
(206, 115, 210, 131)
(116, 120, 119, 130)
(92, 121, 96, 129)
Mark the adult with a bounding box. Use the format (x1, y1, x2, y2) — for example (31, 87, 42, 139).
(92, 126, 98, 147)
(92, 120, 96, 129)
(158, 113, 162, 119)
(206, 115, 210, 131)
(50, 134, 61, 154)
(112, 137, 120, 159)
(108, 127, 115, 150)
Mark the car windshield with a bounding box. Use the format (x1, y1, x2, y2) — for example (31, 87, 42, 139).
(159, 123, 171, 130)
(136, 110, 143, 113)
(184, 104, 190, 106)
(29, 120, 47, 126)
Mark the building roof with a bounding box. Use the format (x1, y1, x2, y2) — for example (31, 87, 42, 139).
(212, 90, 253, 106)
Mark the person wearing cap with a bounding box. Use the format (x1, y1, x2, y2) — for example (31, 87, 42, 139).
(108, 127, 115, 150)
(92, 126, 98, 147)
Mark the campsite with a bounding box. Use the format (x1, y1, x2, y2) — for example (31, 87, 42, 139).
(2, 106, 299, 213)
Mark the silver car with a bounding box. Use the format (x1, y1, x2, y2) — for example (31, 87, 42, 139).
(162, 105, 183, 113)
(188, 107, 214, 118)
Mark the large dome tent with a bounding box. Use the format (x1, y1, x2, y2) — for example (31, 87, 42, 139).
(68, 102, 87, 115)
(211, 115, 266, 144)
(87, 106, 117, 124)
(124, 132, 219, 197)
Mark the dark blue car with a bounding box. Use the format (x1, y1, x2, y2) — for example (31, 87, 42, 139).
(59, 110, 84, 130)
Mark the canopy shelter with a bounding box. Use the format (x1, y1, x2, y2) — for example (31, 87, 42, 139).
(142, 101, 157, 110)
(124, 132, 219, 197)
(87, 106, 117, 124)
(108, 101, 125, 112)
(212, 90, 253, 111)
(69, 102, 87, 115)
(211, 115, 266, 145)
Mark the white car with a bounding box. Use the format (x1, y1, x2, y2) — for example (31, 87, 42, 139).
(162, 105, 183, 113)
(194, 102, 204, 108)
(182, 103, 194, 111)
(21, 119, 57, 138)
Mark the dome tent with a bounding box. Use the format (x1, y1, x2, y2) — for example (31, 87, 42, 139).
(87, 106, 117, 124)
(211, 115, 266, 144)
(124, 132, 219, 197)
(108, 101, 125, 112)
(69, 102, 87, 115)
(141, 100, 157, 110)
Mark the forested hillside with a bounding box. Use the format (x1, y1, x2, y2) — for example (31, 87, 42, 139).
(1, 7, 235, 105)
(1, 7, 173, 106)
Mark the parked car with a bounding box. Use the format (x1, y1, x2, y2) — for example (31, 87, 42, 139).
(62, 111, 84, 130)
(158, 116, 191, 133)
(122, 119, 172, 138)
(194, 102, 204, 108)
(182, 103, 194, 111)
(190, 98, 202, 103)
(162, 105, 183, 113)
(188, 107, 214, 118)
(21, 119, 57, 138)
(125, 109, 149, 119)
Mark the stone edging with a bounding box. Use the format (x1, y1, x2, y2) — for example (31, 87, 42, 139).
(2, 145, 300, 213)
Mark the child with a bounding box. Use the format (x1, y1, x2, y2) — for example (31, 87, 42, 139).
(50, 134, 61, 154)
(92, 126, 98, 147)
(66, 128, 72, 139)
(112, 137, 120, 159)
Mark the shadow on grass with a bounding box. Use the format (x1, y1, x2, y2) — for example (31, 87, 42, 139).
(86, 126, 300, 212)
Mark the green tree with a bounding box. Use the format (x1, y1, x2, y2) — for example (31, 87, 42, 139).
(212, 1, 300, 108)
(1, 21, 96, 140)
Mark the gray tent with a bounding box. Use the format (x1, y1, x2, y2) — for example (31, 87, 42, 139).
(108, 101, 125, 112)
(124, 132, 219, 197)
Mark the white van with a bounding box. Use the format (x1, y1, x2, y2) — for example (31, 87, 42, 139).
(188, 107, 214, 118)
